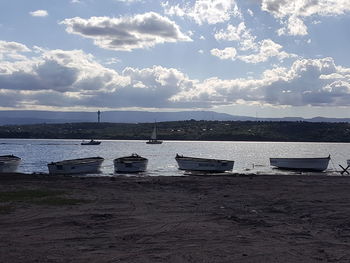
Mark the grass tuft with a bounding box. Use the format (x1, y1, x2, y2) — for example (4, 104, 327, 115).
(0, 190, 89, 206)
(34, 197, 88, 206)
(0, 205, 14, 214)
(0, 190, 64, 202)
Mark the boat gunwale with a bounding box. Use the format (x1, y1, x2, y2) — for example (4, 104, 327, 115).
(0, 155, 21, 161)
(269, 156, 330, 161)
(49, 157, 104, 166)
(175, 155, 234, 163)
(114, 157, 148, 162)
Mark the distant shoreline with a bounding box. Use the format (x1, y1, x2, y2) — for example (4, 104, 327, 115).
(1, 120, 350, 142)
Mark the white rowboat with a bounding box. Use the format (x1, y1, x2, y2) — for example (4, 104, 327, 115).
(114, 154, 148, 173)
(0, 155, 21, 173)
(270, 156, 330, 171)
(175, 154, 234, 172)
(48, 157, 104, 175)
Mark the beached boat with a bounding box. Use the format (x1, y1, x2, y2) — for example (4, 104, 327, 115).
(48, 157, 104, 175)
(0, 155, 21, 173)
(175, 154, 234, 172)
(81, 139, 101, 145)
(146, 122, 162, 144)
(114, 154, 148, 173)
(270, 155, 330, 171)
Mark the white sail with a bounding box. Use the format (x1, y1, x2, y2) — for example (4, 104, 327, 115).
(150, 126, 157, 140)
(146, 122, 163, 144)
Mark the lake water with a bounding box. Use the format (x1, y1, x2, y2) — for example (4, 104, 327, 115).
(1, 139, 349, 176)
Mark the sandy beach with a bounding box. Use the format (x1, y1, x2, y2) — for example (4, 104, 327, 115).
(1, 173, 350, 262)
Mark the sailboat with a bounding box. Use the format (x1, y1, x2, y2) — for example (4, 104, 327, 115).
(146, 122, 163, 144)
(81, 139, 101, 145)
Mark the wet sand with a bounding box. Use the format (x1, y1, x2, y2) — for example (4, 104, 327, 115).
(1, 173, 350, 262)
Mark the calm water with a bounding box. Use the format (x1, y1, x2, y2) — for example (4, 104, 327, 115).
(1, 139, 349, 176)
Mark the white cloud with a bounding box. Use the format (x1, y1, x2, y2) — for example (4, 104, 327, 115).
(262, 0, 350, 18)
(163, 0, 241, 25)
(285, 16, 308, 36)
(210, 47, 237, 60)
(174, 57, 350, 107)
(2, 41, 350, 109)
(29, 10, 48, 17)
(0, 41, 193, 109)
(238, 39, 297, 64)
(211, 39, 296, 64)
(247, 9, 254, 16)
(60, 12, 191, 51)
(0, 41, 30, 54)
(104, 58, 121, 65)
(0, 41, 31, 61)
(214, 22, 257, 51)
(261, 0, 350, 36)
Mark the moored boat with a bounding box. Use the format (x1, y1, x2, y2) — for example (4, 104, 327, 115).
(114, 154, 148, 173)
(0, 155, 21, 173)
(146, 122, 162, 144)
(48, 156, 104, 175)
(270, 155, 330, 171)
(175, 154, 234, 172)
(81, 139, 101, 145)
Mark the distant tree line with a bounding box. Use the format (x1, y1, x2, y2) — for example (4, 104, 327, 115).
(1, 120, 350, 142)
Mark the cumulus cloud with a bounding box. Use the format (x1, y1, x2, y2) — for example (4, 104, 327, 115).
(214, 22, 257, 51)
(262, 0, 350, 36)
(60, 12, 191, 51)
(0, 42, 130, 108)
(213, 22, 296, 63)
(2, 41, 350, 109)
(163, 0, 241, 25)
(174, 57, 350, 107)
(29, 10, 48, 17)
(210, 47, 237, 60)
(238, 39, 297, 64)
(211, 39, 296, 64)
(0, 41, 194, 109)
(0, 41, 31, 62)
(84, 66, 196, 108)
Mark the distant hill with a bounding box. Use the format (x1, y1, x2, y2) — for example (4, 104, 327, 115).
(1, 120, 350, 142)
(0, 110, 349, 125)
(0, 110, 251, 125)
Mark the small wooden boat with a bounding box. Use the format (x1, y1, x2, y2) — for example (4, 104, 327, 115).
(146, 122, 162, 144)
(270, 155, 330, 171)
(0, 155, 21, 173)
(81, 139, 101, 145)
(48, 157, 104, 175)
(175, 154, 234, 172)
(114, 154, 148, 173)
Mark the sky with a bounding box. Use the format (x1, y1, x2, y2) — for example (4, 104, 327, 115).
(1, 0, 350, 118)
